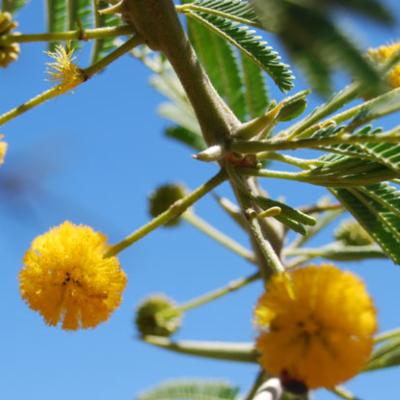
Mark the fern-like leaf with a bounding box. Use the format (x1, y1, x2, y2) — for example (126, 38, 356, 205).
(138, 380, 239, 400)
(67, 0, 91, 30)
(182, 2, 247, 120)
(46, 0, 67, 50)
(311, 125, 400, 174)
(185, 10, 294, 92)
(241, 52, 269, 118)
(181, 0, 260, 27)
(66, 0, 92, 49)
(331, 184, 400, 265)
(252, 0, 384, 95)
(91, 0, 122, 63)
(165, 125, 206, 151)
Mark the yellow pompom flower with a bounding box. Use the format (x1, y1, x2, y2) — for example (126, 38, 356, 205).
(368, 42, 400, 88)
(0, 135, 7, 165)
(19, 221, 127, 330)
(46, 45, 85, 93)
(254, 265, 377, 389)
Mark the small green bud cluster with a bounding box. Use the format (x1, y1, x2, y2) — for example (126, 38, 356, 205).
(0, 12, 20, 68)
(335, 219, 374, 246)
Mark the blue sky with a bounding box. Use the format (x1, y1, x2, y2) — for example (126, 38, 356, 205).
(0, 1, 400, 399)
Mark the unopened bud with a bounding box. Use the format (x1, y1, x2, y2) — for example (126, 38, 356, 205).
(0, 12, 20, 68)
(135, 295, 182, 337)
(148, 183, 188, 227)
(335, 219, 374, 246)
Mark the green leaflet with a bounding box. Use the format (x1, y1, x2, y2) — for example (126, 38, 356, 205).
(253, 195, 316, 235)
(252, 0, 384, 95)
(240, 52, 269, 118)
(137, 380, 239, 400)
(182, 0, 260, 27)
(331, 184, 400, 265)
(311, 125, 400, 175)
(46, 0, 67, 50)
(2, 0, 28, 13)
(302, 154, 397, 188)
(185, 10, 294, 92)
(67, 0, 92, 49)
(322, 0, 394, 25)
(66, 0, 91, 30)
(91, 1, 121, 63)
(182, 6, 247, 121)
(165, 126, 206, 151)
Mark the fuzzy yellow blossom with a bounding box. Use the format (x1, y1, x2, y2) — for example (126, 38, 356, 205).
(46, 45, 84, 93)
(255, 265, 377, 389)
(0, 135, 7, 165)
(368, 42, 400, 88)
(19, 221, 127, 330)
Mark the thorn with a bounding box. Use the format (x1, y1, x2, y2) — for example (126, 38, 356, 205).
(99, 1, 124, 15)
(193, 144, 224, 162)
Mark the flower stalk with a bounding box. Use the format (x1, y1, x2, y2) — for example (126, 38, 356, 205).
(0, 35, 143, 127)
(182, 211, 256, 263)
(0, 25, 133, 45)
(105, 170, 227, 257)
(176, 272, 260, 313)
(142, 336, 258, 363)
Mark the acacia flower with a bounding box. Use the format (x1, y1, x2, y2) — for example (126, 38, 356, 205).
(254, 265, 377, 389)
(46, 45, 85, 93)
(0, 135, 7, 165)
(19, 221, 127, 330)
(368, 42, 400, 89)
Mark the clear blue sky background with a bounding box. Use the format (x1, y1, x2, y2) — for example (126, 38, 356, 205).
(1, 1, 400, 399)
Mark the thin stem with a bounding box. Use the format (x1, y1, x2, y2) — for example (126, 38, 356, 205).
(142, 336, 258, 363)
(286, 82, 360, 139)
(299, 203, 342, 214)
(226, 165, 286, 278)
(177, 272, 260, 313)
(84, 36, 142, 77)
(0, 86, 64, 127)
(231, 129, 400, 154)
(0, 36, 142, 127)
(176, 3, 262, 29)
(182, 211, 256, 264)
(329, 386, 359, 400)
(374, 327, 400, 344)
(105, 170, 226, 257)
(241, 167, 396, 187)
(0, 26, 133, 45)
(258, 152, 322, 169)
(284, 243, 387, 262)
(246, 209, 286, 275)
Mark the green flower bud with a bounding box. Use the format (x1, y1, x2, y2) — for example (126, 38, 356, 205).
(148, 183, 187, 227)
(135, 295, 182, 337)
(0, 12, 20, 68)
(277, 97, 307, 121)
(335, 219, 374, 246)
